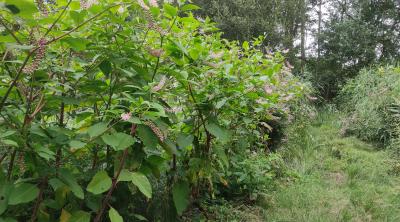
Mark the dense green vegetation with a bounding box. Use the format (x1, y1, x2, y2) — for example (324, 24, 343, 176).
(185, 110, 400, 221)
(0, 0, 399, 221)
(267, 110, 400, 221)
(194, 0, 400, 98)
(0, 0, 307, 221)
(339, 65, 400, 149)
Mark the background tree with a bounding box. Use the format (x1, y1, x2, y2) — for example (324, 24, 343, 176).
(309, 0, 400, 98)
(193, 0, 310, 66)
(194, 0, 400, 99)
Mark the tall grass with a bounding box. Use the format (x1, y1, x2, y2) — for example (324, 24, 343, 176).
(266, 109, 400, 222)
(338, 65, 400, 148)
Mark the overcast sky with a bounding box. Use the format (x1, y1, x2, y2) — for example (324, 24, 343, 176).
(294, 1, 331, 56)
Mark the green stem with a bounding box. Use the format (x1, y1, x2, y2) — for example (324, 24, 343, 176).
(44, 0, 73, 37)
(187, 83, 212, 153)
(151, 16, 178, 81)
(0, 52, 33, 113)
(0, 16, 22, 44)
(7, 149, 17, 180)
(47, 3, 127, 45)
(94, 124, 136, 222)
(0, 153, 6, 164)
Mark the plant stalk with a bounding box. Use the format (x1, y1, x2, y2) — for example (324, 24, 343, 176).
(93, 124, 137, 222)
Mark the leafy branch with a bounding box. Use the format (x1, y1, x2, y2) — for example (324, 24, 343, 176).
(0, 2, 128, 113)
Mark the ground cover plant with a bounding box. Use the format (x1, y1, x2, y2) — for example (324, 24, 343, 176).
(0, 0, 306, 221)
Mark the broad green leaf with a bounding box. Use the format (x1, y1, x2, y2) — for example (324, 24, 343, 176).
(0, 183, 12, 215)
(101, 132, 135, 151)
(3, 4, 19, 14)
(109, 207, 123, 222)
(37, 204, 51, 220)
(242, 41, 249, 51)
(160, 139, 178, 155)
(30, 124, 47, 137)
(215, 146, 229, 167)
(1, 139, 18, 147)
(8, 183, 39, 205)
(70, 10, 87, 24)
(127, 117, 142, 124)
(118, 170, 156, 198)
(68, 211, 90, 222)
(61, 37, 88, 51)
(164, 3, 177, 17)
(99, 60, 112, 76)
(55, 186, 69, 208)
(59, 209, 71, 222)
(137, 125, 158, 148)
(177, 133, 193, 149)
(117, 169, 132, 182)
(69, 140, 86, 149)
(133, 214, 148, 221)
(35, 145, 55, 161)
(205, 123, 231, 143)
(48, 178, 66, 191)
(146, 155, 166, 170)
(215, 99, 227, 109)
(0, 131, 16, 138)
(87, 122, 108, 138)
(181, 4, 201, 11)
(59, 169, 84, 199)
(172, 180, 190, 215)
(131, 172, 152, 198)
(87, 171, 112, 195)
(189, 49, 200, 60)
(5, 0, 38, 18)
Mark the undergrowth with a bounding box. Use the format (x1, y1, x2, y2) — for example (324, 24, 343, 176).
(338, 65, 400, 148)
(266, 108, 400, 222)
(196, 108, 400, 221)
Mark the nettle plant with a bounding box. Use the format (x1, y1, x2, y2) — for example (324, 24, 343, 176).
(0, 0, 306, 221)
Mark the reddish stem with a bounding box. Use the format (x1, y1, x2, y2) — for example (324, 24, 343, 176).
(93, 124, 137, 222)
(30, 177, 47, 222)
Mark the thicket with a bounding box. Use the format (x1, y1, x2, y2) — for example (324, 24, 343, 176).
(339, 65, 400, 149)
(0, 0, 307, 221)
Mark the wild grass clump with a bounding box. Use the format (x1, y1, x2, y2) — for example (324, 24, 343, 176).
(338, 65, 400, 148)
(266, 110, 400, 222)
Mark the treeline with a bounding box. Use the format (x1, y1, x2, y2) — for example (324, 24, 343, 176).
(193, 0, 400, 98)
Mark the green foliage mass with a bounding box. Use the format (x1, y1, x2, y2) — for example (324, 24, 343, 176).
(185, 109, 400, 221)
(339, 65, 400, 148)
(193, 0, 400, 99)
(309, 0, 400, 98)
(193, 0, 307, 64)
(0, 0, 307, 221)
(193, 0, 305, 44)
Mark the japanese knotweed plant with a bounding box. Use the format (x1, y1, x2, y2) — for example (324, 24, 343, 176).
(0, 0, 307, 221)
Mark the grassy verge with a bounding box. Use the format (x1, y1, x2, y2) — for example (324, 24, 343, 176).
(190, 109, 400, 221)
(266, 110, 400, 222)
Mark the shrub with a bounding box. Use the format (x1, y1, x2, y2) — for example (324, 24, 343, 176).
(338, 65, 400, 148)
(219, 153, 287, 199)
(0, 0, 308, 221)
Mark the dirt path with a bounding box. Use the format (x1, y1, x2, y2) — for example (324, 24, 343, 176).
(265, 113, 400, 222)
